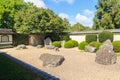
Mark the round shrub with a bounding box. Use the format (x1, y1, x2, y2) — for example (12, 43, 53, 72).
(98, 31, 113, 43)
(69, 40, 78, 47)
(64, 41, 74, 48)
(52, 41, 61, 48)
(78, 41, 88, 50)
(112, 41, 120, 52)
(89, 41, 101, 51)
(86, 34, 97, 43)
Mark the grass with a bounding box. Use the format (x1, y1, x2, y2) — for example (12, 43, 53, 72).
(0, 45, 13, 49)
(0, 53, 46, 80)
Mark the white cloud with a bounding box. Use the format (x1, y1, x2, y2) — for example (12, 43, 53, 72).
(58, 13, 69, 19)
(83, 9, 94, 16)
(24, 0, 46, 8)
(53, 0, 74, 4)
(75, 13, 93, 27)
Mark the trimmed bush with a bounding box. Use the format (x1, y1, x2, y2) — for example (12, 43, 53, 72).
(64, 40, 78, 48)
(64, 41, 74, 48)
(86, 34, 97, 43)
(69, 40, 78, 47)
(13, 34, 29, 46)
(98, 31, 113, 43)
(112, 41, 120, 52)
(78, 41, 88, 50)
(52, 41, 61, 48)
(89, 41, 101, 51)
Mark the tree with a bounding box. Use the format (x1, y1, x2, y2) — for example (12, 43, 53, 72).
(93, 0, 120, 30)
(69, 23, 91, 31)
(14, 6, 67, 34)
(0, 0, 29, 29)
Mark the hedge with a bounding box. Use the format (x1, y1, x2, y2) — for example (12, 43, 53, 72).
(98, 31, 113, 43)
(85, 34, 97, 43)
(13, 34, 29, 46)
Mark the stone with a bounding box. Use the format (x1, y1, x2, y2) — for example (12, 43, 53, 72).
(45, 45, 55, 49)
(16, 44, 27, 50)
(54, 47, 59, 51)
(61, 40, 65, 47)
(44, 37, 52, 47)
(95, 39, 117, 65)
(40, 53, 65, 67)
(85, 45, 96, 53)
(36, 45, 43, 48)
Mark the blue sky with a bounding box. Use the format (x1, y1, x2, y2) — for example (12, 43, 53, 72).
(24, 0, 97, 27)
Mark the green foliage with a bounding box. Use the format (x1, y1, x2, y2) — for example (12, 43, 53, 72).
(64, 41, 74, 48)
(69, 23, 91, 31)
(89, 41, 101, 51)
(14, 6, 68, 34)
(112, 41, 120, 52)
(0, 53, 46, 80)
(13, 34, 29, 46)
(64, 40, 78, 48)
(78, 41, 88, 50)
(98, 31, 113, 43)
(52, 41, 61, 48)
(85, 34, 97, 43)
(0, 45, 13, 49)
(60, 33, 70, 41)
(69, 40, 78, 47)
(93, 0, 120, 30)
(0, 0, 29, 29)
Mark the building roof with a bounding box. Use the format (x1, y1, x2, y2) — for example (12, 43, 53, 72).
(70, 29, 120, 35)
(0, 29, 14, 34)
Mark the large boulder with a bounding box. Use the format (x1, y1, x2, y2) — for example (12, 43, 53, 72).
(40, 53, 65, 67)
(85, 45, 96, 53)
(95, 40, 117, 65)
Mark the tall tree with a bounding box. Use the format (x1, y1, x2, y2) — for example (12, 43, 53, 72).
(14, 6, 67, 34)
(93, 0, 120, 30)
(0, 0, 30, 29)
(69, 23, 91, 31)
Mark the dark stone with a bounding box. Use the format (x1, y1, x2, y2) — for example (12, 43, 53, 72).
(40, 53, 65, 67)
(95, 40, 117, 65)
(85, 45, 96, 53)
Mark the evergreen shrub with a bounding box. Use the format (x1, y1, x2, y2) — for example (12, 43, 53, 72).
(98, 31, 113, 43)
(112, 41, 120, 53)
(52, 41, 61, 48)
(13, 34, 29, 46)
(89, 41, 101, 51)
(64, 41, 74, 48)
(86, 34, 97, 43)
(78, 41, 88, 50)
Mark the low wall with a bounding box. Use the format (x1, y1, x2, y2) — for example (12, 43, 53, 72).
(70, 30, 120, 43)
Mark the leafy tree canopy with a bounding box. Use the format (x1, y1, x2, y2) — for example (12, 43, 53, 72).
(69, 23, 91, 32)
(93, 0, 120, 30)
(14, 6, 69, 34)
(0, 0, 30, 29)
